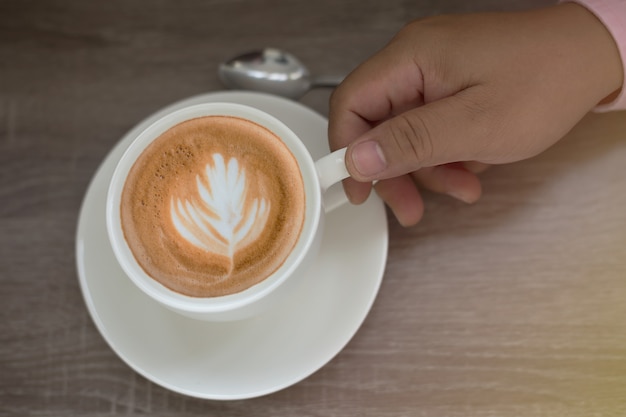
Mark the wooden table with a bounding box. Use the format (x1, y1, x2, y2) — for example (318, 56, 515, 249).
(3, 0, 626, 415)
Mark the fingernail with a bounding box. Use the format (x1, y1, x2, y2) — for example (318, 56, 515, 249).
(351, 141, 387, 177)
(447, 189, 476, 204)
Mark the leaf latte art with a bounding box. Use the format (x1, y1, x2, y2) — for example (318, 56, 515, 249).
(120, 115, 305, 297)
(170, 154, 270, 267)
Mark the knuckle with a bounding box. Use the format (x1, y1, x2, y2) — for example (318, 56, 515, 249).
(328, 85, 343, 109)
(329, 78, 357, 116)
(328, 87, 347, 116)
(388, 113, 435, 168)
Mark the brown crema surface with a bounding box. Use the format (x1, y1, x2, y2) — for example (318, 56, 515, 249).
(120, 115, 305, 297)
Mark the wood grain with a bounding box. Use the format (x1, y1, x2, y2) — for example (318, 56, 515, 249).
(3, 0, 626, 415)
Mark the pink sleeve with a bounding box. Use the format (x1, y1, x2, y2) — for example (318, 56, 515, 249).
(563, 0, 626, 111)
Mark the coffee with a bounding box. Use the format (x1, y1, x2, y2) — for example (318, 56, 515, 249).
(120, 115, 305, 297)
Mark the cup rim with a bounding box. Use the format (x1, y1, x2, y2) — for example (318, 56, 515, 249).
(106, 102, 322, 314)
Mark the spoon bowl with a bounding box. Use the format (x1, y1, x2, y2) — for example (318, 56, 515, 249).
(218, 48, 342, 100)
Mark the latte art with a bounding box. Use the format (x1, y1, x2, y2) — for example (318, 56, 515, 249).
(120, 115, 305, 297)
(170, 154, 270, 268)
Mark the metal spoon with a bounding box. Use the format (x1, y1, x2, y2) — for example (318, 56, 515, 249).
(218, 48, 343, 100)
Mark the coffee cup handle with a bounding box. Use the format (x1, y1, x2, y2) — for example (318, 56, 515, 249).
(315, 148, 351, 213)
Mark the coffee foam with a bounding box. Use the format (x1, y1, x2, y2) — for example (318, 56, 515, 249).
(120, 115, 305, 297)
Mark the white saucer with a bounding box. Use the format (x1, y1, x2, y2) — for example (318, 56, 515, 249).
(75, 91, 388, 400)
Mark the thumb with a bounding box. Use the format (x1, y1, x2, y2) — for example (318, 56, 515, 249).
(345, 91, 488, 181)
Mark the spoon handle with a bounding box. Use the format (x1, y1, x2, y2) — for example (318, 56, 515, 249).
(311, 75, 344, 88)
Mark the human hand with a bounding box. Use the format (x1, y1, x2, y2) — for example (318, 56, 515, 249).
(328, 3, 623, 226)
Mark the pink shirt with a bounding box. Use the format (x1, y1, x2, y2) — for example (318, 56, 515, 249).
(565, 0, 626, 111)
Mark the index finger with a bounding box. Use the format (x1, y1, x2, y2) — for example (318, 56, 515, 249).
(327, 44, 425, 203)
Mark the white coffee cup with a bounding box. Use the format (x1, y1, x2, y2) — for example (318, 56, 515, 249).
(106, 102, 351, 321)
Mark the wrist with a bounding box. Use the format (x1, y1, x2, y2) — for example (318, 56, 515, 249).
(558, 1, 624, 110)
